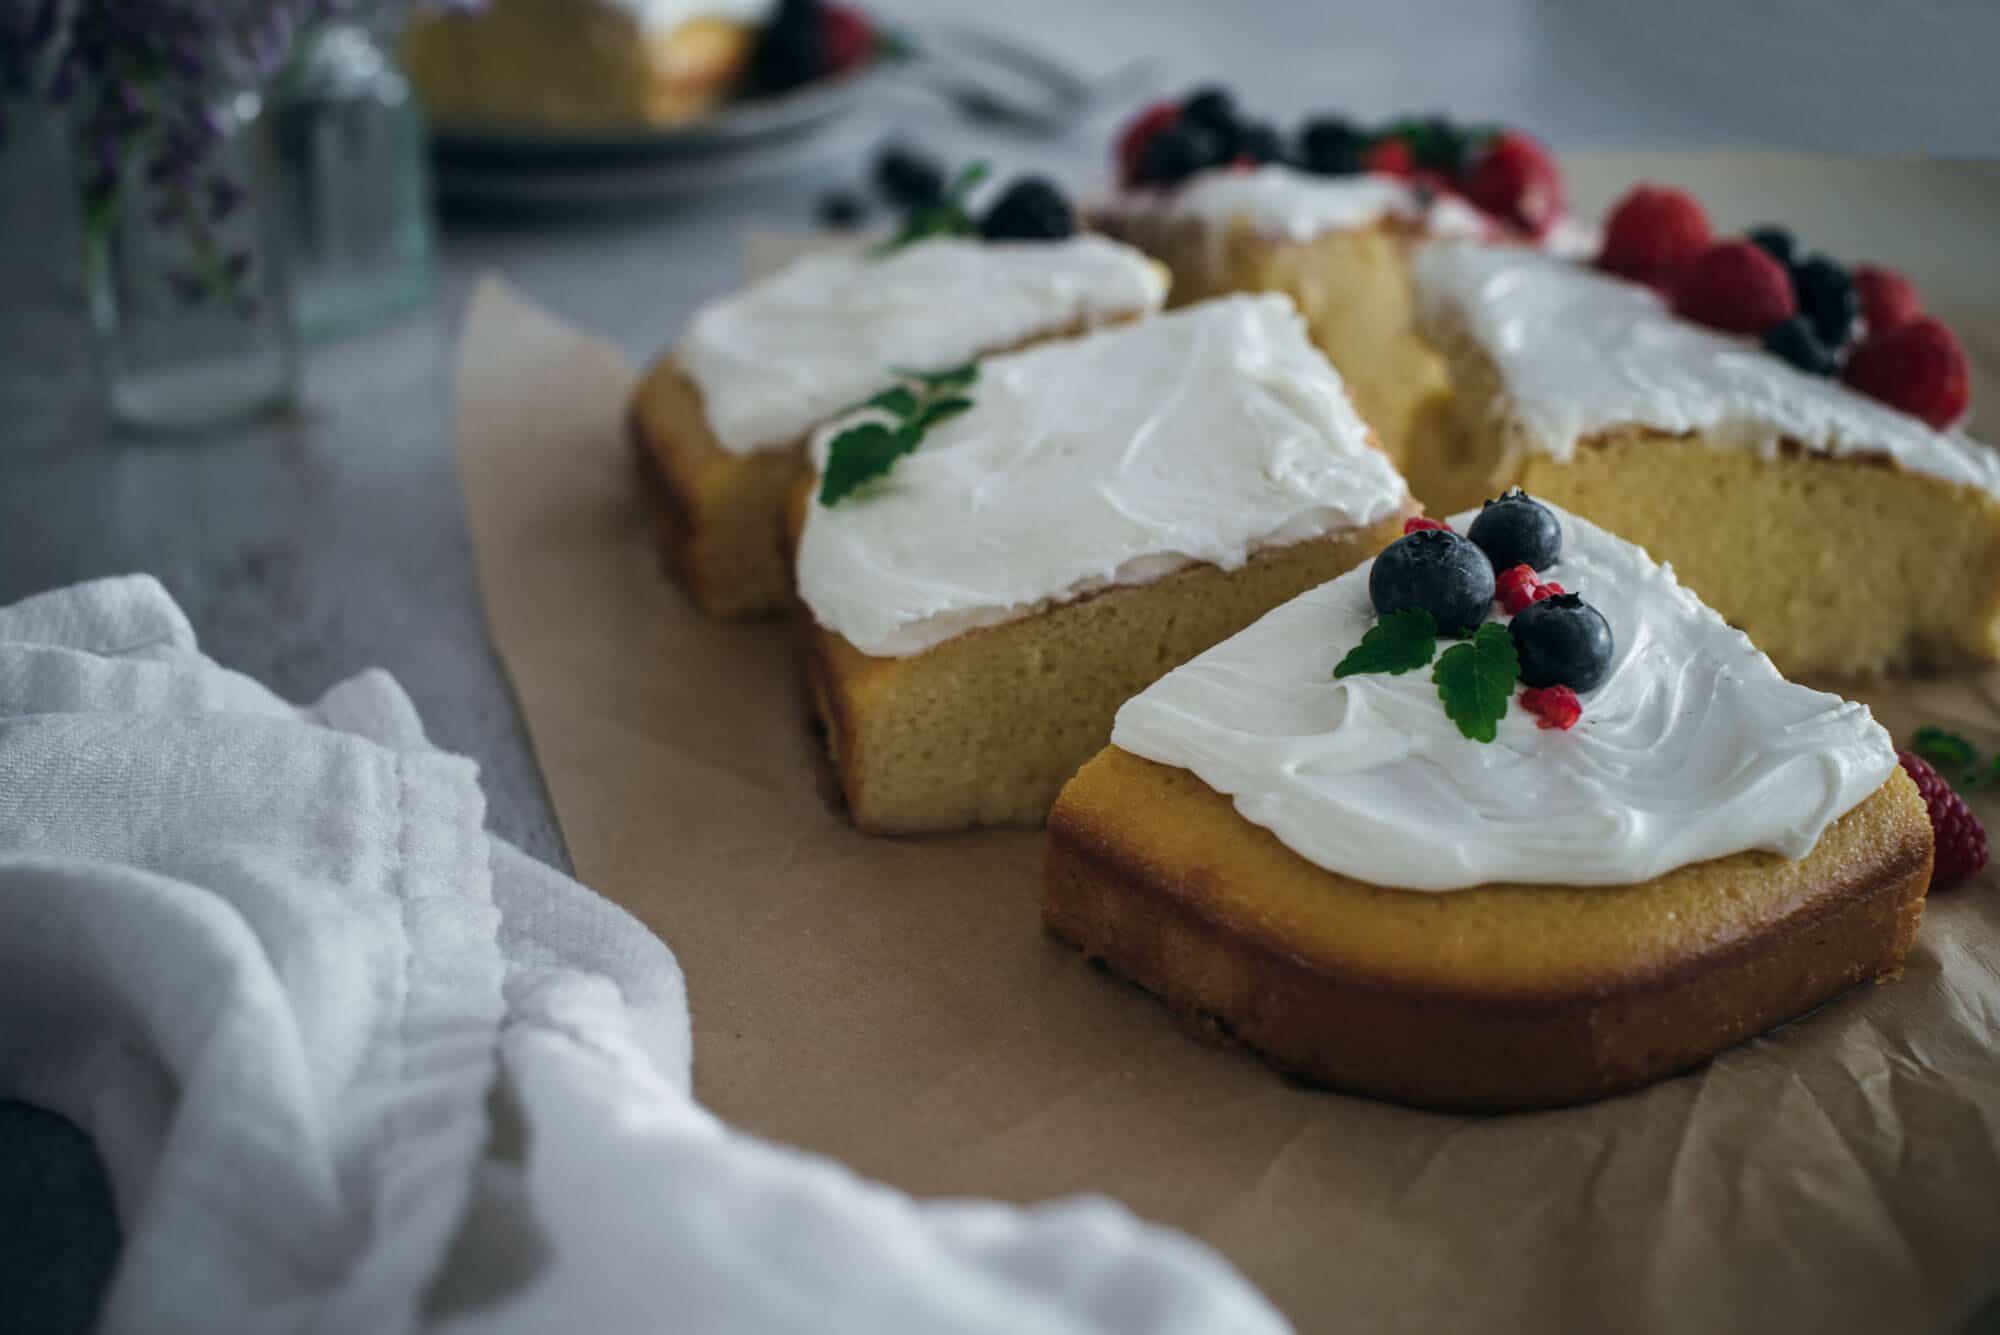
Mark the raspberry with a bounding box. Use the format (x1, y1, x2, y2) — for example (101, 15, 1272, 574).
(1117, 102, 1181, 186)
(820, 3, 874, 73)
(1520, 685, 1582, 731)
(1596, 185, 1711, 290)
(1403, 515, 1450, 534)
(1459, 131, 1564, 238)
(1842, 317, 1970, 430)
(1898, 751, 1988, 889)
(1854, 264, 1922, 334)
(1671, 240, 1797, 335)
(1365, 139, 1414, 178)
(1494, 563, 1564, 614)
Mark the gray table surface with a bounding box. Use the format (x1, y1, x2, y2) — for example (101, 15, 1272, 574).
(5, 2, 2000, 1331)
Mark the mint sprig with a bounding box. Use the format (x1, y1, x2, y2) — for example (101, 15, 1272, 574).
(875, 162, 989, 256)
(1911, 726, 2000, 792)
(1433, 623, 1519, 742)
(818, 362, 980, 506)
(1334, 609, 1437, 678)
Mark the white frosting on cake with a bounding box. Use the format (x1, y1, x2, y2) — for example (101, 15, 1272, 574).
(603, 0, 775, 35)
(796, 294, 1410, 658)
(679, 236, 1169, 456)
(1414, 242, 2000, 495)
(1112, 504, 1898, 891)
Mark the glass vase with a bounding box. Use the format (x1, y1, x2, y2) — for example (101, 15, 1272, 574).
(270, 19, 436, 342)
(81, 88, 301, 436)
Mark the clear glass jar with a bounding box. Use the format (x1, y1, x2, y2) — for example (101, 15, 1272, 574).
(270, 19, 436, 342)
(81, 87, 301, 436)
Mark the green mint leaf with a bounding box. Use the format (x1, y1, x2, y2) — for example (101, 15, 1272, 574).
(1333, 609, 1437, 679)
(1912, 726, 1981, 786)
(890, 361, 979, 390)
(912, 397, 974, 432)
(818, 421, 919, 506)
(944, 160, 990, 204)
(865, 386, 920, 418)
(1432, 622, 1519, 743)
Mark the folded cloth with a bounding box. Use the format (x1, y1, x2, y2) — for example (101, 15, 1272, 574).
(0, 576, 1289, 1335)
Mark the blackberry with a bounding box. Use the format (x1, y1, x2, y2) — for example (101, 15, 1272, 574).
(1746, 225, 1796, 268)
(979, 177, 1075, 241)
(1180, 86, 1237, 137)
(1384, 114, 1472, 172)
(1298, 117, 1364, 176)
(752, 0, 826, 93)
(816, 189, 866, 229)
(874, 144, 944, 208)
(1762, 316, 1837, 376)
(1134, 123, 1221, 187)
(1508, 594, 1615, 693)
(1232, 120, 1284, 165)
(1791, 255, 1859, 350)
(1467, 488, 1563, 572)
(1368, 529, 1497, 637)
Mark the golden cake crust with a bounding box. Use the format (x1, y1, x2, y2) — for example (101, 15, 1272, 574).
(785, 479, 1414, 833)
(631, 355, 802, 619)
(1044, 747, 1931, 1110)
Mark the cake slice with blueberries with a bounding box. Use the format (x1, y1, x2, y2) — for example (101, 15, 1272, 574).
(632, 168, 1168, 618)
(784, 294, 1416, 834)
(1414, 185, 2000, 677)
(1044, 491, 1935, 1110)
(1091, 87, 1593, 512)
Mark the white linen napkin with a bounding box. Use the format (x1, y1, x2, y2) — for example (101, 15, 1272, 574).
(0, 575, 1289, 1335)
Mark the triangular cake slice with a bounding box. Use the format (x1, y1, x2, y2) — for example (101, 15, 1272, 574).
(785, 293, 1416, 833)
(632, 233, 1168, 618)
(1414, 241, 2000, 676)
(1045, 497, 1931, 1110)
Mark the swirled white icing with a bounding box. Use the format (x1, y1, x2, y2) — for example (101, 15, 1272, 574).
(1110, 503, 1897, 890)
(1414, 242, 2000, 495)
(796, 294, 1410, 658)
(679, 236, 1168, 456)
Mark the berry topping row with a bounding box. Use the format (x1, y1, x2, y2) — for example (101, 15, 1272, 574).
(1338, 492, 1612, 740)
(1596, 184, 1969, 428)
(819, 147, 1078, 244)
(1114, 89, 1565, 237)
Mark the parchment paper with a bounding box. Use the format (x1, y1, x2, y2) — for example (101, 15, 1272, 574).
(454, 152, 2000, 1334)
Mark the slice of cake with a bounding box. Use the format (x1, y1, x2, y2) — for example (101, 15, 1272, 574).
(406, 0, 776, 130)
(1045, 495, 1932, 1110)
(1092, 92, 1589, 513)
(786, 294, 1416, 833)
(1414, 236, 2000, 677)
(632, 229, 1168, 618)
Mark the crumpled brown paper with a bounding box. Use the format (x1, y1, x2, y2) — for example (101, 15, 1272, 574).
(453, 153, 2000, 1334)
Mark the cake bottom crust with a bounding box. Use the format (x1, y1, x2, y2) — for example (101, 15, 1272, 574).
(1044, 748, 1931, 1111)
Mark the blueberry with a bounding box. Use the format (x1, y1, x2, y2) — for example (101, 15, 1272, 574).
(1761, 316, 1837, 376)
(1133, 124, 1223, 187)
(1368, 529, 1497, 636)
(1466, 488, 1562, 572)
(1298, 117, 1363, 175)
(874, 144, 944, 208)
(1232, 120, 1284, 165)
(1180, 86, 1237, 136)
(1746, 225, 1795, 267)
(980, 177, 1075, 241)
(752, 0, 825, 92)
(1790, 255, 1858, 350)
(817, 189, 866, 229)
(1509, 593, 1615, 692)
